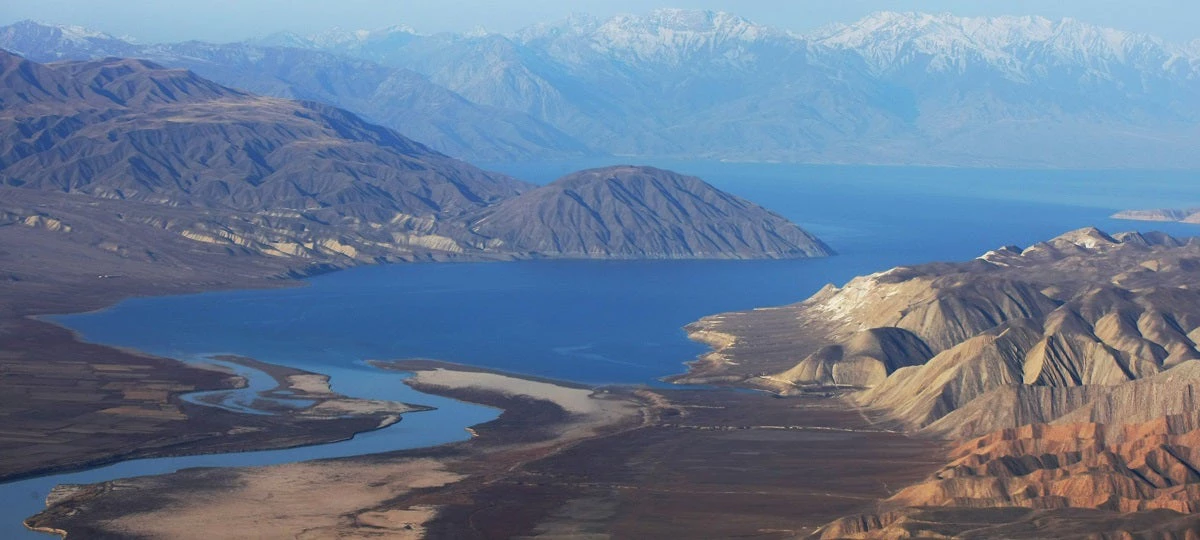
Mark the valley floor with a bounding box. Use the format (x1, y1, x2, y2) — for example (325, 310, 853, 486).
(28, 361, 946, 539)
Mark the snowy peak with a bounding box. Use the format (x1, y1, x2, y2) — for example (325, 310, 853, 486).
(812, 11, 1186, 76)
(255, 24, 422, 50)
(519, 9, 795, 67)
(814, 11, 1058, 48)
(621, 9, 759, 34)
(593, 9, 783, 45)
(514, 13, 602, 42)
(0, 20, 137, 61)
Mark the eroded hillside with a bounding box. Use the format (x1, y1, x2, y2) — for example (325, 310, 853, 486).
(681, 228, 1200, 537)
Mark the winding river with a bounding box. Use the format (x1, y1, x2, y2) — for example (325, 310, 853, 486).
(2, 359, 499, 538)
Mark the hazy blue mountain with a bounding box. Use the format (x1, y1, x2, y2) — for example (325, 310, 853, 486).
(809, 12, 1200, 166)
(0, 20, 139, 60)
(0, 22, 590, 162)
(5, 9, 1200, 168)
(247, 9, 1200, 167)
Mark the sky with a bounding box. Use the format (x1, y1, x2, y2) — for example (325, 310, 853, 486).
(3, 0, 1198, 44)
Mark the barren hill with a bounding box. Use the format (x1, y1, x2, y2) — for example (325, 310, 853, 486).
(0, 50, 830, 279)
(471, 166, 832, 259)
(681, 227, 1200, 536)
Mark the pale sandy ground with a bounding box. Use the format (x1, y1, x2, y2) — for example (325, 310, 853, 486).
(284, 373, 419, 419)
(287, 374, 335, 395)
(106, 459, 460, 540)
(409, 368, 637, 430)
(86, 368, 643, 539)
(306, 398, 415, 417)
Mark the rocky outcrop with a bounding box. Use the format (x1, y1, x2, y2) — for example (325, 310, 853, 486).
(470, 166, 832, 260)
(685, 228, 1200, 437)
(819, 506, 1200, 539)
(683, 227, 1200, 537)
(777, 327, 933, 387)
(821, 404, 1200, 538)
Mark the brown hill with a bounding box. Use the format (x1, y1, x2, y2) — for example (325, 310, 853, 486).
(0, 50, 527, 222)
(0, 48, 538, 268)
(470, 166, 832, 259)
(1, 50, 832, 272)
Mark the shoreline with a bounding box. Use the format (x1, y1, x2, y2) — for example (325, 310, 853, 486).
(28, 358, 947, 538)
(0, 350, 425, 485)
(2, 252, 764, 484)
(2, 246, 923, 538)
(28, 361, 653, 538)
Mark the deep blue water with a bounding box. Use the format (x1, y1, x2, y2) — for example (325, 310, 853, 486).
(5, 163, 1200, 536)
(51, 164, 1200, 385)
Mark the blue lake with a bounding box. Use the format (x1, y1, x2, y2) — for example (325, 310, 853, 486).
(5, 162, 1200, 536)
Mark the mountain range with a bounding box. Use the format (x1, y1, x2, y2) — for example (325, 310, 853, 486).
(3, 10, 1199, 167)
(683, 228, 1200, 536)
(0, 49, 828, 276)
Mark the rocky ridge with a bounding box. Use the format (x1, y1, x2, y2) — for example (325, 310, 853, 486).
(0, 21, 590, 162)
(685, 228, 1200, 434)
(682, 228, 1200, 536)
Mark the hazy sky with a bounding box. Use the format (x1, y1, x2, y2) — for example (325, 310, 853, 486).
(3, 0, 1198, 44)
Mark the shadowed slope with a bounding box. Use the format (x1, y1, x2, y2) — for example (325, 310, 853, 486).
(471, 166, 832, 260)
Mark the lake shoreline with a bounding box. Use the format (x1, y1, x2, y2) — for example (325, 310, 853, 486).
(0, 334, 422, 485)
(28, 358, 949, 538)
(27, 360, 654, 537)
(1, 239, 804, 485)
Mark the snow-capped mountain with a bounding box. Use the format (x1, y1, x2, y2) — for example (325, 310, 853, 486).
(813, 11, 1194, 81)
(0, 19, 139, 60)
(255, 25, 424, 63)
(3, 10, 1199, 167)
(519, 9, 797, 67)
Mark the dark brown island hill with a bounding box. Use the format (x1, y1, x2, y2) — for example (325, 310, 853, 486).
(471, 166, 832, 259)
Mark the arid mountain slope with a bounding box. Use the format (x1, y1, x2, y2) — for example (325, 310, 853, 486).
(683, 228, 1200, 537)
(471, 166, 832, 259)
(11, 10, 1200, 168)
(1, 50, 829, 272)
(0, 20, 591, 162)
(0, 51, 527, 216)
(0, 49, 537, 267)
(684, 228, 1200, 435)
